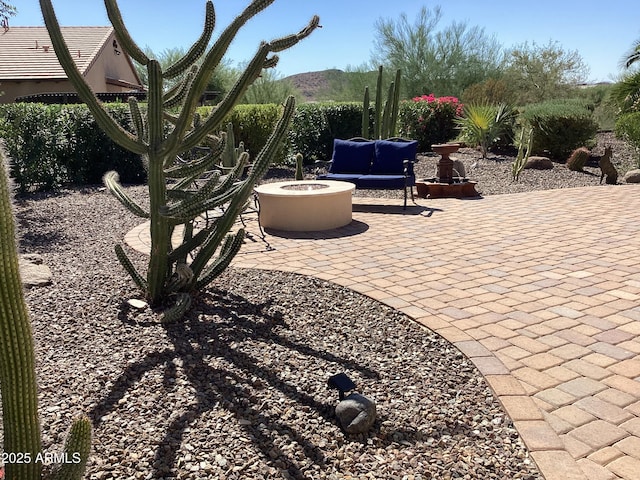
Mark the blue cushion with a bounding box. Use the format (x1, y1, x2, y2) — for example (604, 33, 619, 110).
(371, 140, 418, 174)
(329, 139, 375, 173)
(356, 174, 413, 190)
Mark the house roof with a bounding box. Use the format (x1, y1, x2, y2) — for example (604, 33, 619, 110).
(0, 26, 116, 80)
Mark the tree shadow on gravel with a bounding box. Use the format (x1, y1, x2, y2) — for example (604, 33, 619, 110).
(92, 289, 386, 478)
(16, 206, 74, 252)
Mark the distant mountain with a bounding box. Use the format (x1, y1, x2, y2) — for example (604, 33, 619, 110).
(283, 69, 344, 102)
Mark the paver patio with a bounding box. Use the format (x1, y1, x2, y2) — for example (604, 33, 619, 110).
(126, 184, 640, 480)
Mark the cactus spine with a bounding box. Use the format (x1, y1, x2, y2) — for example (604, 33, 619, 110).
(0, 144, 91, 480)
(361, 65, 401, 139)
(39, 0, 319, 319)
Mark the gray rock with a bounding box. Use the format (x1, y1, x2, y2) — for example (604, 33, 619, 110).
(19, 253, 52, 287)
(624, 169, 640, 183)
(524, 156, 553, 170)
(452, 159, 466, 178)
(335, 392, 376, 434)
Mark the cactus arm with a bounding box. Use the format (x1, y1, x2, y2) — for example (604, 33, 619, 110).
(268, 15, 320, 52)
(374, 65, 383, 139)
(103, 171, 150, 218)
(362, 86, 370, 138)
(168, 228, 209, 262)
(178, 13, 318, 152)
(49, 416, 92, 480)
(128, 97, 147, 144)
(176, 42, 271, 153)
(194, 230, 245, 290)
(166, 0, 280, 150)
(0, 146, 42, 479)
(164, 1, 215, 79)
(164, 66, 197, 110)
(39, 0, 147, 155)
(103, 0, 150, 65)
(115, 244, 148, 291)
(189, 95, 295, 278)
(160, 293, 192, 324)
(381, 82, 394, 138)
(390, 69, 401, 136)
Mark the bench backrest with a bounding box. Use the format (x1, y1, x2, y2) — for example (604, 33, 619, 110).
(329, 137, 418, 175)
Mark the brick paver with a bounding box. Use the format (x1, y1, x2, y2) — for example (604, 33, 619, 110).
(126, 184, 640, 480)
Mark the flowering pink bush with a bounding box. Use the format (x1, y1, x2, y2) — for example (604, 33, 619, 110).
(399, 94, 463, 151)
(411, 94, 464, 116)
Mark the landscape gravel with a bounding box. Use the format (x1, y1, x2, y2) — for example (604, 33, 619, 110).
(7, 132, 636, 479)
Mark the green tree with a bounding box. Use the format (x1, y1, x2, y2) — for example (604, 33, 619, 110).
(0, 0, 16, 27)
(502, 40, 589, 105)
(135, 46, 238, 98)
(371, 6, 504, 98)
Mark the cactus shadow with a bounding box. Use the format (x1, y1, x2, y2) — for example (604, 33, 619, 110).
(94, 289, 383, 478)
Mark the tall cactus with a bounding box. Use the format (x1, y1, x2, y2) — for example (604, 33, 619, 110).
(40, 0, 319, 320)
(362, 66, 401, 140)
(0, 144, 91, 480)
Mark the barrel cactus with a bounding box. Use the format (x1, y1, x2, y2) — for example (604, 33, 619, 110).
(0, 144, 91, 479)
(39, 0, 319, 321)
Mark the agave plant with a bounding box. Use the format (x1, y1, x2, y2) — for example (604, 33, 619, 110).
(40, 0, 319, 321)
(456, 103, 515, 159)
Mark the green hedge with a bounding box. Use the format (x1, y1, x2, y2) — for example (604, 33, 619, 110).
(1, 100, 438, 191)
(288, 102, 362, 162)
(0, 103, 145, 193)
(615, 112, 640, 167)
(519, 100, 598, 160)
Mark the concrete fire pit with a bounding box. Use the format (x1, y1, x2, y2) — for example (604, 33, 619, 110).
(254, 180, 355, 231)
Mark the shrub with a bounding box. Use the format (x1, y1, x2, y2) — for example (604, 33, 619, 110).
(519, 100, 598, 160)
(398, 94, 463, 151)
(615, 112, 640, 167)
(288, 102, 362, 161)
(0, 103, 144, 192)
(220, 103, 284, 163)
(455, 103, 515, 158)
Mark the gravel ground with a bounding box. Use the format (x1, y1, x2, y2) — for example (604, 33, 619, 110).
(7, 132, 635, 479)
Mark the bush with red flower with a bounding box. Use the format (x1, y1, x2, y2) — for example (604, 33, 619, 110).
(398, 94, 463, 151)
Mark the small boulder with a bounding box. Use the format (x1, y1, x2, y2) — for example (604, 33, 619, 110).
(524, 156, 553, 170)
(335, 392, 376, 434)
(19, 253, 52, 287)
(624, 169, 640, 183)
(452, 159, 466, 178)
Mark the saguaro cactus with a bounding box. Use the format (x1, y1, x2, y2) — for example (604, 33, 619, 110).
(40, 0, 319, 320)
(0, 144, 91, 480)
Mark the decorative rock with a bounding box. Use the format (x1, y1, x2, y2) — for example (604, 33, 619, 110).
(623, 169, 640, 183)
(524, 156, 553, 170)
(452, 159, 466, 178)
(19, 253, 52, 287)
(335, 392, 376, 434)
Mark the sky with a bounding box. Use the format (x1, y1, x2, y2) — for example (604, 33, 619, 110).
(9, 0, 640, 83)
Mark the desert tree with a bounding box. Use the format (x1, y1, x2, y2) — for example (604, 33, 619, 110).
(502, 40, 589, 105)
(371, 6, 504, 98)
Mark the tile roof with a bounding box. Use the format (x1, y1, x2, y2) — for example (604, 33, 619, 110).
(0, 26, 113, 80)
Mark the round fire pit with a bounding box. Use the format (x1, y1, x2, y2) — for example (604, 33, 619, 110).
(254, 180, 355, 231)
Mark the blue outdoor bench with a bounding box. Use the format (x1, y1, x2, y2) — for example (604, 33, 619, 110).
(317, 137, 418, 209)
